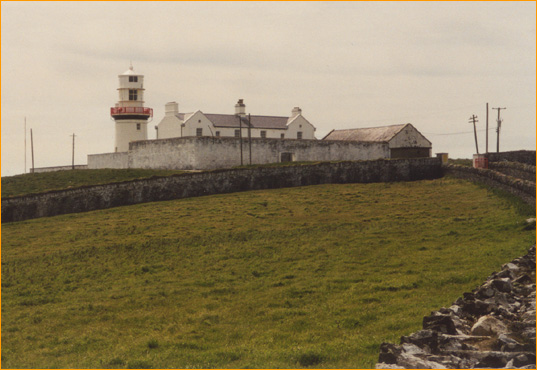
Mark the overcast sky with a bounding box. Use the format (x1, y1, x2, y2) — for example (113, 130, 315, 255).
(2, 1, 535, 176)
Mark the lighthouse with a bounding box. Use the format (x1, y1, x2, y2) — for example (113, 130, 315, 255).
(110, 65, 153, 152)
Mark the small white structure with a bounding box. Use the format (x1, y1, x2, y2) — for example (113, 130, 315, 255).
(110, 65, 153, 152)
(322, 123, 432, 158)
(156, 99, 316, 140)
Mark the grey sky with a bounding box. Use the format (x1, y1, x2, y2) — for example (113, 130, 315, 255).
(2, 1, 535, 176)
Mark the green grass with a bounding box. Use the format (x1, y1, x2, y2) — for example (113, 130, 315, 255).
(448, 158, 473, 167)
(1, 169, 186, 198)
(1, 178, 534, 368)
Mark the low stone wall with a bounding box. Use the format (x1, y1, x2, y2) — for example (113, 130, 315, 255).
(489, 162, 536, 183)
(32, 165, 88, 173)
(87, 152, 129, 169)
(1, 157, 441, 223)
(486, 150, 536, 166)
(443, 164, 536, 208)
(376, 246, 536, 369)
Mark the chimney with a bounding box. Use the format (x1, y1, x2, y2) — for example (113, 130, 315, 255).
(165, 102, 179, 116)
(291, 107, 302, 117)
(235, 99, 246, 116)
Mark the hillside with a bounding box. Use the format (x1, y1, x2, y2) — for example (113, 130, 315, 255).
(1, 178, 534, 368)
(1, 169, 186, 198)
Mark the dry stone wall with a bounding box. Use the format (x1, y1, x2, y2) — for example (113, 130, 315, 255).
(443, 164, 535, 208)
(489, 162, 536, 183)
(486, 151, 536, 166)
(376, 246, 536, 369)
(2, 158, 442, 223)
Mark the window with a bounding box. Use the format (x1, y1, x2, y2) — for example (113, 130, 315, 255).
(136, 123, 141, 130)
(215, 131, 220, 137)
(234, 130, 240, 138)
(129, 76, 138, 83)
(281, 133, 285, 139)
(129, 89, 137, 101)
(297, 131, 303, 140)
(196, 128, 203, 137)
(260, 131, 267, 138)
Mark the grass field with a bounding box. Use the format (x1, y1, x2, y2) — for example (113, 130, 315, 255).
(1, 169, 186, 198)
(1, 177, 534, 368)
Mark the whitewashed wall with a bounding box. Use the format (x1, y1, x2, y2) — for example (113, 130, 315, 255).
(126, 137, 389, 170)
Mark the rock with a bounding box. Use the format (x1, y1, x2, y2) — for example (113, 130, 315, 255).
(503, 262, 521, 272)
(475, 352, 508, 368)
(378, 343, 402, 364)
(491, 278, 513, 293)
(471, 315, 509, 336)
(398, 352, 447, 369)
(375, 362, 404, 369)
(423, 315, 457, 335)
(400, 330, 438, 353)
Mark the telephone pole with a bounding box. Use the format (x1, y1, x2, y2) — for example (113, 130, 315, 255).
(71, 133, 76, 170)
(24, 117, 27, 173)
(491, 107, 506, 153)
(30, 128, 35, 173)
(469, 115, 479, 154)
(485, 103, 489, 153)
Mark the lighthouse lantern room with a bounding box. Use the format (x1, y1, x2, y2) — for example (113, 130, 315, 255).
(110, 65, 153, 152)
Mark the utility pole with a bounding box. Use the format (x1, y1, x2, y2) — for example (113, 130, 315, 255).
(24, 117, 27, 174)
(485, 103, 489, 153)
(469, 115, 479, 154)
(30, 128, 35, 173)
(238, 115, 243, 166)
(248, 113, 252, 165)
(71, 133, 76, 170)
(491, 107, 506, 153)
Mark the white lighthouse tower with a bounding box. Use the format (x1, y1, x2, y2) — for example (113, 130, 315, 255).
(110, 65, 153, 152)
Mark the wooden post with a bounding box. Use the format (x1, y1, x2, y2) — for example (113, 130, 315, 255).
(469, 115, 479, 154)
(492, 107, 506, 153)
(71, 133, 76, 170)
(24, 117, 27, 174)
(485, 103, 489, 153)
(30, 128, 35, 173)
(248, 114, 252, 165)
(239, 115, 243, 166)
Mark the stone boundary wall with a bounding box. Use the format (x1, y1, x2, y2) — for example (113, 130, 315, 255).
(443, 164, 536, 208)
(128, 136, 390, 171)
(32, 165, 88, 173)
(489, 162, 536, 183)
(486, 150, 536, 166)
(1, 157, 441, 223)
(87, 152, 129, 169)
(376, 246, 536, 369)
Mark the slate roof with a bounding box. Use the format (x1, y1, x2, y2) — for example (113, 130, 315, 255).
(323, 123, 410, 142)
(203, 114, 290, 129)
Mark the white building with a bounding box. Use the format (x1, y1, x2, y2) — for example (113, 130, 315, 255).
(156, 99, 316, 141)
(110, 65, 153, 152)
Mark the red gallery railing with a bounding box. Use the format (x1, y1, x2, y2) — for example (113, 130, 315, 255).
(111, 107, 153, 117)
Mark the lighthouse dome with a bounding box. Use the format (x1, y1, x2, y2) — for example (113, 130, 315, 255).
(121, 64, 138, 76)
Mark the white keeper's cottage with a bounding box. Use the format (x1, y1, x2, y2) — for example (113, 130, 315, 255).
(156, 99, 316, 140)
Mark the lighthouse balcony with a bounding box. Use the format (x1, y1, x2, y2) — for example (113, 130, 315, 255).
(111, 107, 153, 120)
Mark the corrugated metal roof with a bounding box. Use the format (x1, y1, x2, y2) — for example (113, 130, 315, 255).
(323, 124, 409, 142)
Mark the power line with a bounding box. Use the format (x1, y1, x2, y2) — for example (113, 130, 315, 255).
(423, 128, 495, 136)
